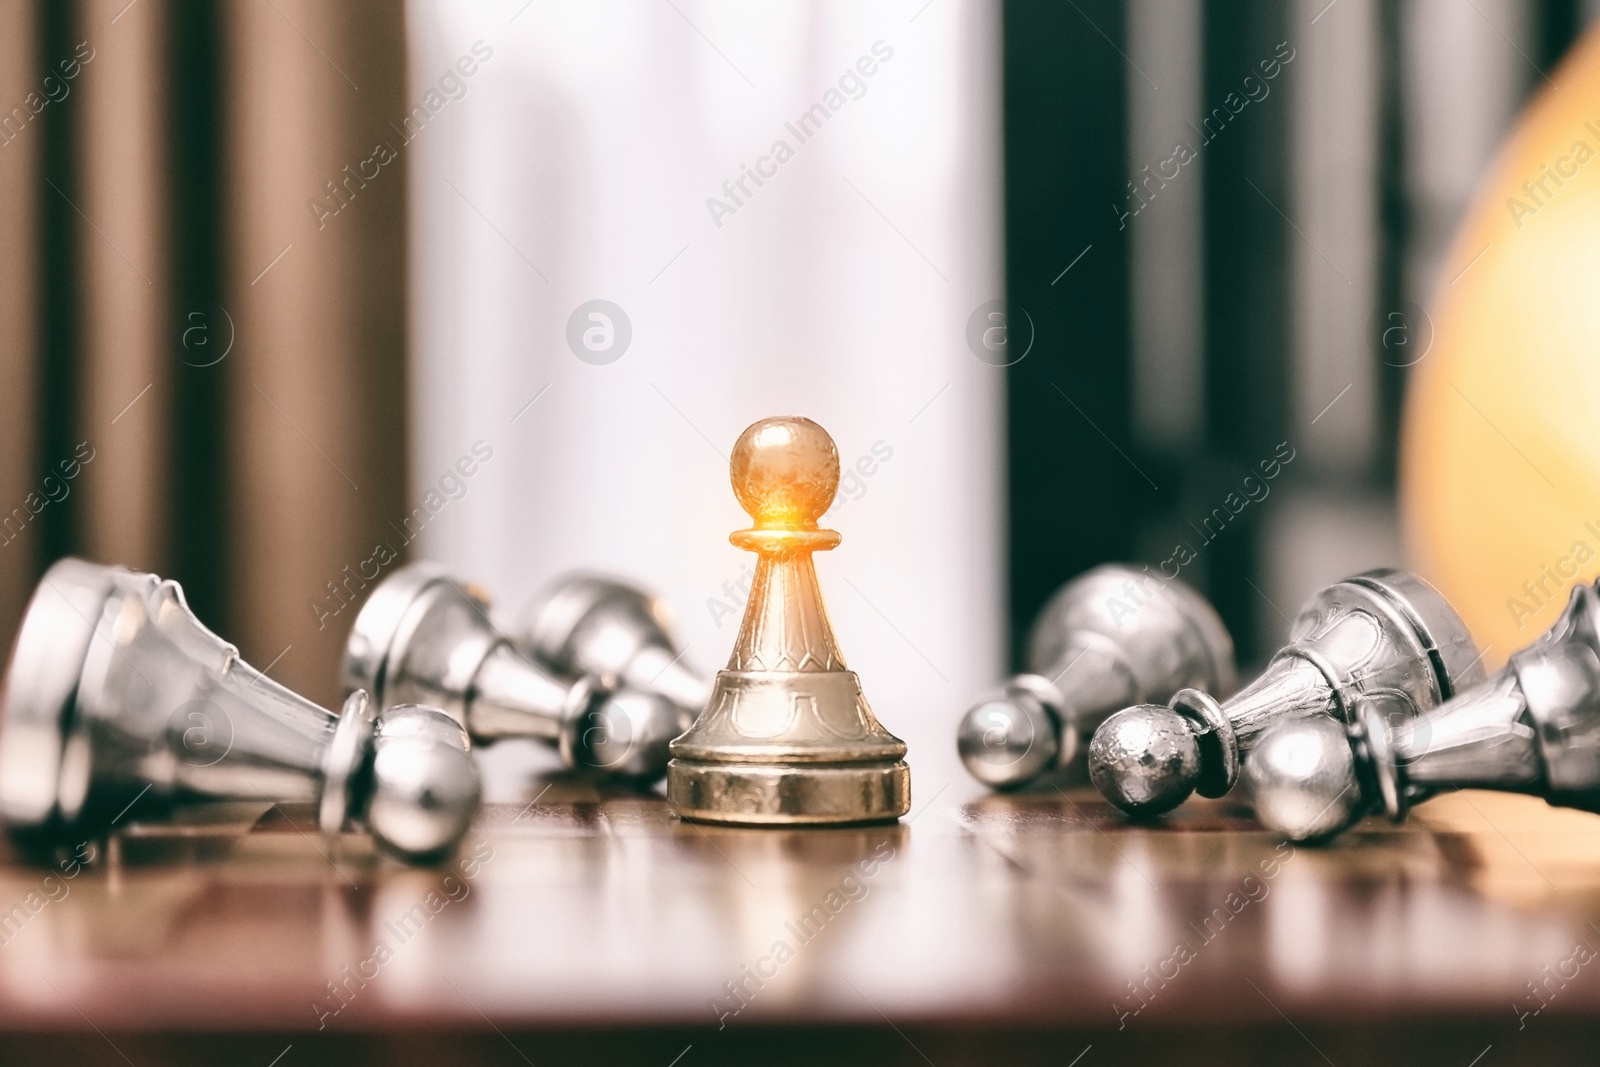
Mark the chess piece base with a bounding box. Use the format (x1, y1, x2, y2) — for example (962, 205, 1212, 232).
(667, 757, 910, 825)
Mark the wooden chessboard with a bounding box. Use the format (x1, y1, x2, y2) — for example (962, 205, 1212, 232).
(1, 780, 1598, 1064)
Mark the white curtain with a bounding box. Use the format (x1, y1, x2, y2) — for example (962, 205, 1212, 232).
(407, 0, 1005, 797)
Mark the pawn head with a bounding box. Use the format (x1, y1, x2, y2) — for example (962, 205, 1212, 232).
(730, 417, 840, 528)
(365, 704, 481, 862)
(1244, 716, 1362, 842)
(1088, 704, 1203, 816)
(580, 687, 691, 781)
(956, 680, 1064, 789)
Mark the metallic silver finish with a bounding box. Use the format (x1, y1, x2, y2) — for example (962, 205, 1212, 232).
(319, 690, 375, 839)
(957, 674, 1064, 788)
(1255, 579, 1600, 842)
(515, 573, 712, 719)
(1088, 568, 1483, 817)
(1085, 703, 1201, 816)
(342, 562, 687, 781)
(957, 565, 1237, 790)
(1242, 716, 1361, 841)
(365, 703, 481, 860)
(0, 559, 479, 863)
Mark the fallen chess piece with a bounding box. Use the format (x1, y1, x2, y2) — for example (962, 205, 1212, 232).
(1248, 578, 1600, 841)
(956, 565, 1236, 789)
(343, 563, 688, 782)
(514, 573, 711, 724)
(1088, 569, 1483, 817)
(668, 416, 910, 825)
(0, 559, 479, 863)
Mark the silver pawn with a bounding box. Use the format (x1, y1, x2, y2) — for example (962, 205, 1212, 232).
(513, 572, 711, 720)
(956, 565, 1237, 789)
(1089, 569, 1484, 817)
(1249, 578, 1600, 841)
(0, 559, 479, 863)
(342, 563, 687, 781)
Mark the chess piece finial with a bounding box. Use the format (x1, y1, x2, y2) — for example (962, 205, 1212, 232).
(343, 564, 687, 782)
(957, 565, 1236, 789)
(1241, 715, 1363, 840)
(667, 416, 910, 825)
(1249, 579, 1600, 841)
(514, 573, 712, 720)
(0, 559, 479, 863)
(1088, 569, 1483, 817)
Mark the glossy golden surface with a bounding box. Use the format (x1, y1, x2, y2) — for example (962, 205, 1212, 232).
(729, 416, 840, 531)
(667, 760, 911, 824)
(3, 785, 1600, 1062)
(668, 417, 909, 825)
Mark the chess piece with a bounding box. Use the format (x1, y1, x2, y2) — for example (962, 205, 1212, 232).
(1088, 569, 1484, 817)
(667, 416, 910, 825)
(956, 565, 1236, 789)
(343, 563, 686, 781)
(0, 559, 479, 863)
(514, 573, 712, 720)
(1249, 579, 1600, 841)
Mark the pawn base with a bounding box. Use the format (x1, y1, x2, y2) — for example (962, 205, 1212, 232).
(667, 758, 910, 825)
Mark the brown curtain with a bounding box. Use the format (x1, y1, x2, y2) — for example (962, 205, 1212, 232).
(0, 0, 409, 709)
(0, 4, 39, 660)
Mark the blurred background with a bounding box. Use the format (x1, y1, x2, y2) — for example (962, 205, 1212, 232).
(0, 0, 1596, 781)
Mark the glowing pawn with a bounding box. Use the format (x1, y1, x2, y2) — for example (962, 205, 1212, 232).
(667, 416, 910, 825)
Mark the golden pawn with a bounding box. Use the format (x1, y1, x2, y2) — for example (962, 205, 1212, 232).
(667, 416, 911, 825)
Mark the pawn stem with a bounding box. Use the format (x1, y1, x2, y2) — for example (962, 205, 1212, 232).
(343, 563, 687, 782)
(0, 559, 479, 864)
(957, 565, 1236, 790)
(1088, 569, 1484, 818)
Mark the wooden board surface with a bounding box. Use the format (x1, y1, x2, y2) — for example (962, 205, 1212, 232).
(2, 777, 1600, 1064)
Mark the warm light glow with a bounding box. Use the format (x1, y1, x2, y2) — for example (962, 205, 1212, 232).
(729, 416, 842, 548)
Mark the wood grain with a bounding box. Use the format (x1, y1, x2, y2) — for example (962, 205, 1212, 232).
(1, 781, 1599, 1061)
